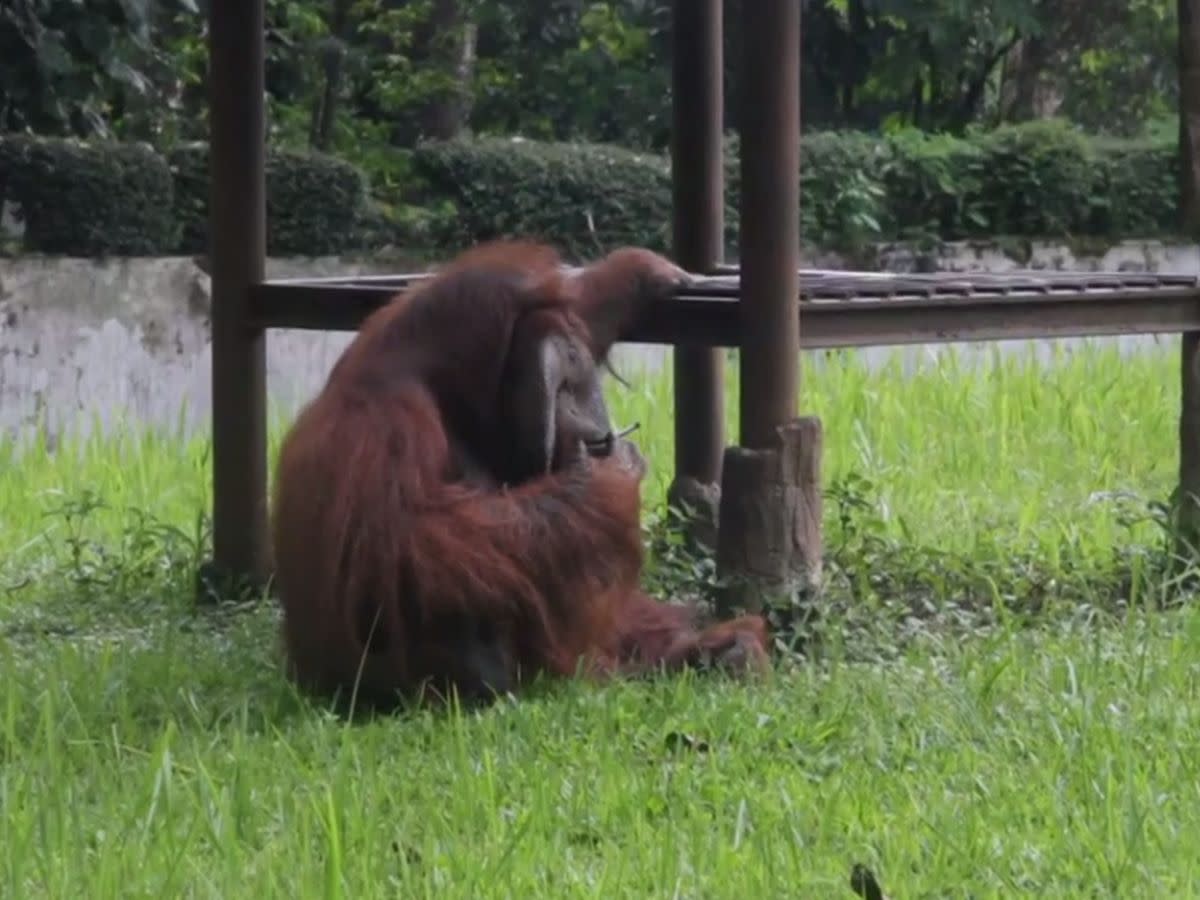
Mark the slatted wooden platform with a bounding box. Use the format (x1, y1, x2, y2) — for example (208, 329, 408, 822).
(250, 268, 1200, 349)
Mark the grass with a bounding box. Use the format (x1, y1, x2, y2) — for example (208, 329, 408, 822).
(2, 338, 1198, 896)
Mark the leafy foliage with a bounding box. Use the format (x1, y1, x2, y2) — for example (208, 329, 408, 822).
(0, 0, 200, 137)
(411, 135, 674, 259)
(468, 0, 672, 149)
(0, 133, 178, 256)
(1092, 136, 1181, 237)
(1, 120, 1186, 259)
(879, 130, 990, 243)
(1017, 0, 1178, 135)
(168, 141, 371, 256)
(2, 0, 1181, 186)
(413, 121, 1182, 256)
(975, 119, 1104, 236)
(0, 134, 378, 258)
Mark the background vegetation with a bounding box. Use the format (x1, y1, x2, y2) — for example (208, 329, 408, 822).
(2, 0, 1179, 147)
(0, 122, 1186, 259)
(0, 0, 1187, 259)
(4, 2, 1200, 893)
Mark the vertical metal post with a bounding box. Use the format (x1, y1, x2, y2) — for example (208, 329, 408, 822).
(206, 0, 270, 588)
(715, 0, 817, 617)
(1178, 0, 1200, 552)
(670, 0, 726, 488)
(738, 0, 801, 448)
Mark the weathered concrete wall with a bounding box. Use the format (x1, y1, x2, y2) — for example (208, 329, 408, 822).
(0, 256, 408, 446)
(0, 238, 1195, 445)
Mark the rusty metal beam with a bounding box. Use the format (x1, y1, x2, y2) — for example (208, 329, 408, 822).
(248, 281, 1200, 348)
(737, 0, 802, 449)
(207, 0, 270, 587)
(260, 268, 1199, 293)
(670, 0, 726, 488)
(801, 288, 1200, 347)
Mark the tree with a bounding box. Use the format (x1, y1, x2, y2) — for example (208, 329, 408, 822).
(1001, 0, 1176, 135)
(0, 0, 199, 137)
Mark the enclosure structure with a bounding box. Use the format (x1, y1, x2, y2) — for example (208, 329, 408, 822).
(204, 0, 1200, 605)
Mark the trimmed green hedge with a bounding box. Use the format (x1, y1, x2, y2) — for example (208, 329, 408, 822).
(0, 135, 178, 256)
(413, 120, 1185, 255)
(168, 142, 371, 256)
(411, 137, 675, 259)
(1092, 135, 1180, 237)
(0, 120, 1185, 259)
(0, 134, 375, 257)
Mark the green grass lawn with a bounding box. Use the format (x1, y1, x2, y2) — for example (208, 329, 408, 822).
(2, 340, 1197, 897)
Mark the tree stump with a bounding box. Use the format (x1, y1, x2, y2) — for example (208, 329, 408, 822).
(1176, 332, 1200, 563)
(666, 475, 721, 553)
(715, 416, 823, 617)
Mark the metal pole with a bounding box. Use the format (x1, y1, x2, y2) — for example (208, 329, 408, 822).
(207, 0, 270, 586)
(1178, 0, 1200, 551)
(738, 0, 801, 448)
(670, 0, 725, 487)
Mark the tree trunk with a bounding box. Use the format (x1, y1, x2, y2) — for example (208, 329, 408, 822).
(1001, 36, 1052, 121)
(716, 418, 823, 619)
(417, 0, 478, 140)
(310, 0, 353, 151)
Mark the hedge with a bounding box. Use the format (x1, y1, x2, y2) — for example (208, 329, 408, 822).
(0, 121, 1186, 259)
(413, 120, 1185, 255)
(0, 134, 374, 257)
(168, 142, 371, 256)
(410, 137, 675, 259)
(0, 134, 178, 256)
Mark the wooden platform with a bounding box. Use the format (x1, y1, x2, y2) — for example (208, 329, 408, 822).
(250, 268, 1200, 349)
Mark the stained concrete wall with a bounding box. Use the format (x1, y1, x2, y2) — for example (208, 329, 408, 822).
(0, 239, 1195, 445)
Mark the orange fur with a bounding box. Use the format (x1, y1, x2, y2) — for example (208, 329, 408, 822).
(270, 240, 769, 709)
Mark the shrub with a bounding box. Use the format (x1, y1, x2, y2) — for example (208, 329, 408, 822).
(797, 131, 892, 249)
(0, 134, 178, 255)
(410, 122, 1184, 257)
(723, 130, 892, 253)
(411, 136, 674, 260)
(166, 143, 210, 253)
(168, 142, 371, 256)
(1092, 136, 1179, 237)
(879, 129, 989, 243)
(3, 122, 1186, 262)
(267, 148, 370, 256)
(973, 119, 1105, 237)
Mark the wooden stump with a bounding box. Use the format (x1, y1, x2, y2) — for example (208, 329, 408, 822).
(666, 475, 721, 553)
(195, 558, 272, 605)
(715, 416, 823, 617)
(1177, 332, 1200, 559)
